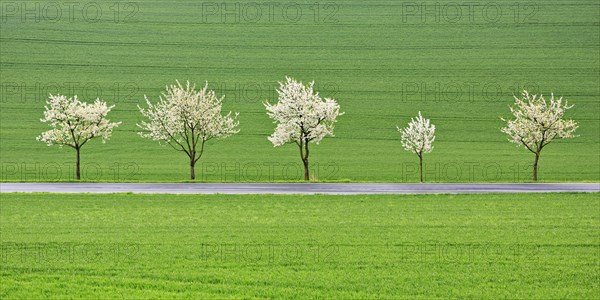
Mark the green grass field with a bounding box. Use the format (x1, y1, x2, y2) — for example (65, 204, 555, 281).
(1, 192, 598, 298)
(1, 0, 599, 182)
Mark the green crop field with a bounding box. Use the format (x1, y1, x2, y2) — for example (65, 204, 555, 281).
(1, 0, 599, 182)
(1, 192, 598, 298)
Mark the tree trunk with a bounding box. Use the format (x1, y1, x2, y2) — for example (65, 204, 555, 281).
(303, 158, 309, 181)
(75, 147, 81, 180)
(190, 158, 196, 180)
(298, 139, 310, 181)
(419, 154, 423, 183)
(303, 139, 310, 181)
(532, 153, 540, 182)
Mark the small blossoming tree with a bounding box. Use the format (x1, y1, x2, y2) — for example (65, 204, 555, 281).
(138, 80, 239, 180)
(501, 90, 578, 181)
(37, 94, 121, 180)
(397, 112, 435, 183)
(265, 77, 343, 181)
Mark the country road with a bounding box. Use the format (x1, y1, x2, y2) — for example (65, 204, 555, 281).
(1, 183, 598, 194)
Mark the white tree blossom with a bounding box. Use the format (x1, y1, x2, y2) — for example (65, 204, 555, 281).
(397, 112, 435, 183)
(37, 94, 120, 180)
(138, 80, 239, 180)
(501, 90, 578, 181)
(265, 77, 343, 180)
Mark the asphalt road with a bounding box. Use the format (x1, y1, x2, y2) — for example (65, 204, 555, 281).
(1, 183, 598, 194)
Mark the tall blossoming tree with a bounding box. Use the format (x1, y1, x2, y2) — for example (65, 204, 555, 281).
(397, 112, 435, 183)
(265, 77, 343, 181)
(138, 80, 239, 180)
(37, 94, 121, 180)
(501, 90, 578, 181)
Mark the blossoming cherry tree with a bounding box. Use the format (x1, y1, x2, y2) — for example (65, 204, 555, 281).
(265, 77, 343, 181)
(397, 112, 435, 183)
(37, 94, 121, 180)
(138, 80, 239, 180)
(501, 90, 578, 181)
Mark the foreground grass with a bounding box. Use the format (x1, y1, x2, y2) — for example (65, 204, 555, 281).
(1, 1, 598, 182)
(1, 193, 598, 298)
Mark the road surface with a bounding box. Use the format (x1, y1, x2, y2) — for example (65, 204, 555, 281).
(1, 183, 598, 194)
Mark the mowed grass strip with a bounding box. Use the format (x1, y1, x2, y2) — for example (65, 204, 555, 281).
(1, 0, 598, 182)
(1, 192, 598, 298)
